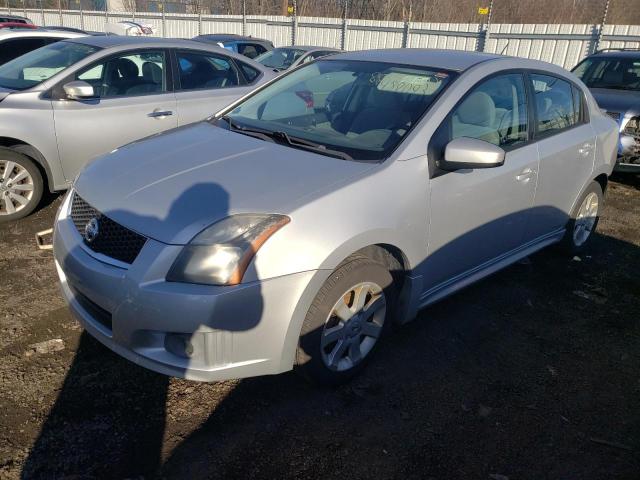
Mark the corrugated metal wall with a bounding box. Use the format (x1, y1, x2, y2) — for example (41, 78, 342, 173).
(6, 8, 640, 69)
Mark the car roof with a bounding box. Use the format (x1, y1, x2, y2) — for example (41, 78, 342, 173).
(66, 35, 231, 49)
(326, 48, 504, 72)
(0, 14, 31, 21)
(0, 29, 84, 39)
(274, 45, 341, 52)
(194, 34, 271, 43)
(589, 50, 640, 59)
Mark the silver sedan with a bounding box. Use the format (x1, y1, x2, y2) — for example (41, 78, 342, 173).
(0, 35, 276, 222)
(53, 49, 618, 385)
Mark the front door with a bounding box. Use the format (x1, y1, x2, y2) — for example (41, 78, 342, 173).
(52, 49, 177, 181)
(421, 72, 539, 294)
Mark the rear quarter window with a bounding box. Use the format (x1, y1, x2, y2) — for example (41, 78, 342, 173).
(238, 61, 260, 83)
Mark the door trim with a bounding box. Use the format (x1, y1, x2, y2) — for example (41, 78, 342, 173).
(418, 226, 565, 307)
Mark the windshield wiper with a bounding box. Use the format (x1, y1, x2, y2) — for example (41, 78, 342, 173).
(219, 116, 275, 143)
(270, 130, 353, 160)
(219, 116, 353, 160)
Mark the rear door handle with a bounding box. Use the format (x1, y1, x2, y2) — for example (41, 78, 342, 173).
(516, 168, 535, 182)
(148, 110, 173, 118)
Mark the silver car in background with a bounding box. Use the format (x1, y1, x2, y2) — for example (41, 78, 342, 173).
(54, 49, 618, 385)
(254, 46, 341, 72)
(0, 35, 276, 221)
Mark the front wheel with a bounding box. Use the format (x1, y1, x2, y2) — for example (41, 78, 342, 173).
(296, 255, 397, 385)
(0, 148, 43, 223)
(562, 180, 604, 254)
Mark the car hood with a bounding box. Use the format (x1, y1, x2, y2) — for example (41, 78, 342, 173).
(590, 88, 640, 116)
(75, 122, 374, 245)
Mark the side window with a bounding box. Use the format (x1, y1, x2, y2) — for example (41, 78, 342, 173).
(75, 50, 167, 98)
(238, 61, 259, 83)
(176, 51, 240, 90)
(530, 74, 577, 135)
(450, 73, 529, 147)
(238, 43, 265, 59)
(0, 38, 47, 65)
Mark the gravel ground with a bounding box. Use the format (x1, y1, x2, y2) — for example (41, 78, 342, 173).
(0, 175, 639, 480)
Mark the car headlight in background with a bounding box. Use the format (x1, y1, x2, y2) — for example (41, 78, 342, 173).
(623, 116, 640, 136)
(167, 214, 290, 286)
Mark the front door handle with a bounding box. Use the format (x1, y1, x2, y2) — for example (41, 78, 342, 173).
(516, 168, 535, 182)
(148, 110, 173, 118)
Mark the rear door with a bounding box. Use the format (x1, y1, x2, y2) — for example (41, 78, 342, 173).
(172, 49, 255, 126)
(524, 73, 595, 240)
(52, 48, 177, 181)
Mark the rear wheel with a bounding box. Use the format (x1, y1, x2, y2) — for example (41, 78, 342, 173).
(296, 255, 397, 385)
(0, 148, 43, 223)
(562, 180, 604, 254)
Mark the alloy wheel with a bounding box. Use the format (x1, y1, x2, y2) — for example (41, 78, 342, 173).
(573, 191, 599, 247)
(321, 281, 386, 372)
(0, 159, 35, 216)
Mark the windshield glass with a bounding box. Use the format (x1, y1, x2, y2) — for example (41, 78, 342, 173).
(572, 56, 640, 91)
(217, 60, 454, 161)
(0, 41, 99, 90)
(255, 48, 307, 69)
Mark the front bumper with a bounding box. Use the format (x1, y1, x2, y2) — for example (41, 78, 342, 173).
(53, 195, 316, 382)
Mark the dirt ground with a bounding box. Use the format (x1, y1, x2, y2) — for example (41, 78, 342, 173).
(0, 175, 639, 480)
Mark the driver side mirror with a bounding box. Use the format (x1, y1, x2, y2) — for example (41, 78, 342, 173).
(63, 80, 96, 100)
(439, 137, 505, 171)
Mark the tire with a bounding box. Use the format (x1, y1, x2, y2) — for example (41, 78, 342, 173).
(296, 255, 398, 386)
(0, 148, 44, 223)
(562, 180, 604, 254)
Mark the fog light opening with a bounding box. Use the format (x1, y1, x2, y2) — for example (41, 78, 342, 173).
(164, 333, 194, 359)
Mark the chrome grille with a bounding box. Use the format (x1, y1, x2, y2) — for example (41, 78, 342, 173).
(70, 192, 146, 265)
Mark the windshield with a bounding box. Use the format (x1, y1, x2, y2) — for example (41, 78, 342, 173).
(0, 41, 99, 90)
(255, 48, 307, 69)
(572, 56, 640, 91)
(216, 60, 454, 161)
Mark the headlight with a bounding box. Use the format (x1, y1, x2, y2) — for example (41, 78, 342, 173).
(624, 116, 640, 135)
(166, 214, 290, 286)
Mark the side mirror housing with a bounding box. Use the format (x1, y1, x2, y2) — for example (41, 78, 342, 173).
(439, 137, 505, 170)
(63, 80, 95, 100)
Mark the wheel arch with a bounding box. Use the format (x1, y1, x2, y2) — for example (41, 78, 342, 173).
(278, 239, 418, 372)
(0, 137, 54, 192)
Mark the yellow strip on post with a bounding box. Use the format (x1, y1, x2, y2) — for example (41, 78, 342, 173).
(478, 7, 489, 15)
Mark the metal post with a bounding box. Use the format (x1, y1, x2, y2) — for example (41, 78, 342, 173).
(198, 10, 202, 35)
(40, 0, 44, 25)
(241, 0, 246, 36)
(340, 0, 348, 50)
(161, 0, 166, 37)
(58, 0, 63, 26)
(595, 0, 610, 52)
(291, 0, 297, 46)
(22, 0, 25, 18)
(79, 0, 84, 30)
(7, 0, 11, 14)
(477, 0, 494, 52)
(401, 2, 411, 48)
(132, 1, 135, 21)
